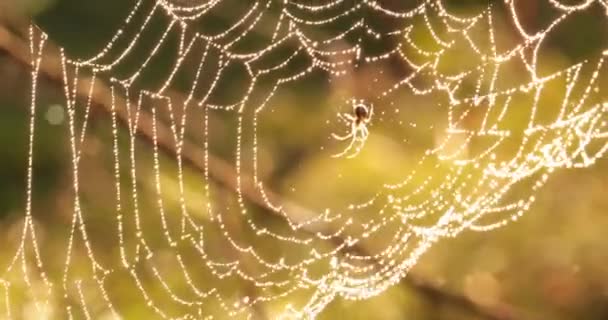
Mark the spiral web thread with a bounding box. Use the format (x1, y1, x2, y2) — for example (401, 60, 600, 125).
(6, 0, 608, 318)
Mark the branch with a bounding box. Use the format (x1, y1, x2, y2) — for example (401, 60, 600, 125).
(0, 23, 517, 320)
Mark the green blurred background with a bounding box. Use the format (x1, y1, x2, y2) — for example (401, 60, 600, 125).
(1, 0, 608, 319)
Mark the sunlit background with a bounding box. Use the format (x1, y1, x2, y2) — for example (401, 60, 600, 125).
(1, 0, 608, 319)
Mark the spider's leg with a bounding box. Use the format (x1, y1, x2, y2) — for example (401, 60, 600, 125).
(361, 126, 369, 139)
(346, 135, 365, 159)
(332, 140, 356, 158)
(338, 113, 356, 123)
(333, 122, 357, 140)
(345, 127, 370, 159)
(346, 149, 361, 159)
(332, 132, 353, 141)
(331, 134, 357, 158)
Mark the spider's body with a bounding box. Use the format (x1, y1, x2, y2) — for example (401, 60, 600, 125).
(354, 104, 369, 124)
(332, 101, 373, 158)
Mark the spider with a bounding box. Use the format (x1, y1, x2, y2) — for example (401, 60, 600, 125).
(331, 101, 374, 158)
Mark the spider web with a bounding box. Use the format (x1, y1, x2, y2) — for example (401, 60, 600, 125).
(5, 0, 608, 318)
